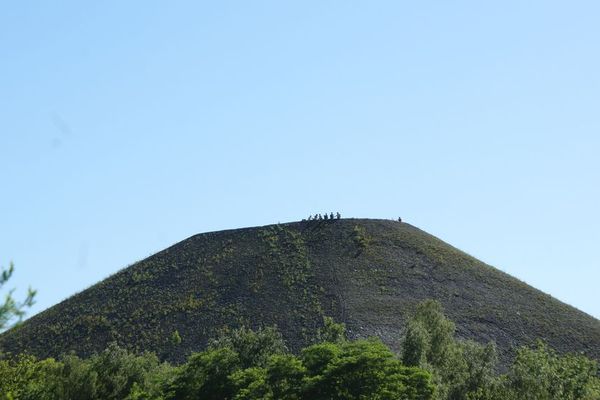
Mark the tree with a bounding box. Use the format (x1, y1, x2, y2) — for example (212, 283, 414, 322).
(401, 300, 499, 400)
(165, 347, 240, 400)
(315, 316, 346, 344)
(265, 354, 305, 399)
(402, 300, 455, 369)
(42, 354, 100, 400)
(0, 261, 36, 331)
(504, 341, 600, 400)
(302, 339, 434, 400)
(209, 326, 287, 369)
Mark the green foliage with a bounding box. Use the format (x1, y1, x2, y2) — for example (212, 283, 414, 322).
(301, 339, 434, 400)
(87, 343, 165, 400)
(402, 300, 456, 369)
(502, 341, 600, 400)
(0, 262, 36, 332)
(315, 316, 346, 344)
(209, 326, 287, 369)
(402, 318, 431, 367)
(0, 344, 173, 400)
(165, 347, 240, 400)
(165, 325, 434, 400)
(170, 330, 182, 346)
(0, 354, 53, 399)
(400, 300, 600, 400)
(351, 225, 372, 252)
(402, 300, 499, 400)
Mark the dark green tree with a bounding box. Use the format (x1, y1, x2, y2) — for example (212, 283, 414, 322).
(165, 347, 240, 400)
(302, 339, 434, 400)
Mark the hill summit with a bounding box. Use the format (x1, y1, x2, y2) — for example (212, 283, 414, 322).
(2, 219, 599, 366)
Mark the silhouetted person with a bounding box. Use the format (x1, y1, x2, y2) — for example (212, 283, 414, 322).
(336, 212, 341, 219)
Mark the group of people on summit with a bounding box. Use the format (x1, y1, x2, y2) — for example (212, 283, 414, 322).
(305, 212, 341, 221)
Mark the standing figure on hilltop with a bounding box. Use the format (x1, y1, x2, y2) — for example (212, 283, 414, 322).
(330, 212, 334, 220)
(336, 212, 341, 219)
(324, 213, 329, 220)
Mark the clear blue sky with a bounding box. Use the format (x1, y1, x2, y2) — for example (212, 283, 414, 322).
(2, 1, 599, 321)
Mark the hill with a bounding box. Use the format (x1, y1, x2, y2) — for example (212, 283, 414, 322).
(1, 219, 599, 367)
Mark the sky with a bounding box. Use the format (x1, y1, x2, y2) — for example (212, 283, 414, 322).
(1, 1, 599, 321)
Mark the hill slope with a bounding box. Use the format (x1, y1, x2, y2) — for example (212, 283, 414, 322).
(2, 219, 599, 366)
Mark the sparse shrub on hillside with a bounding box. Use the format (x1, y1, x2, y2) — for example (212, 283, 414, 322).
(170, 330, 182, 346)
(352, 225, 372, 252)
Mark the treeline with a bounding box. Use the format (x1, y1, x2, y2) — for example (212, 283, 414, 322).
(1, 301, 599, 399)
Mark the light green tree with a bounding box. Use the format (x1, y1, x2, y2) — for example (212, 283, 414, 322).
(504, 341, 600, 400)
(0, 261, 36, 331)
(401, 300, 499, 400)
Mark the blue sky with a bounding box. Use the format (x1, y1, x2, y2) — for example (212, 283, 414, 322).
(1, 1, 599, 320)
